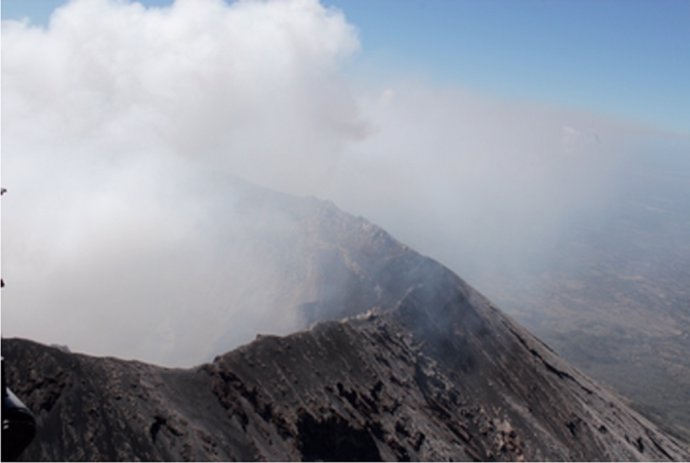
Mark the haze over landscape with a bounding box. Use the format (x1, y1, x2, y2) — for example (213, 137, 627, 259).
(2, 0, 689, 459)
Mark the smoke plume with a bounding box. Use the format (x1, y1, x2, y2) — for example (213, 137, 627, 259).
(2, 0, 686, 366)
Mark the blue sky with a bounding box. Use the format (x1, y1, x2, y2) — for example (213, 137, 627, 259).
(2, 0, 689, 134)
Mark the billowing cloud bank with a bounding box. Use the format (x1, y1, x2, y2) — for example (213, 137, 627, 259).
(2, 0, 364, 189)
(2, 0, 366, 365)
(3, 0, 684, 366)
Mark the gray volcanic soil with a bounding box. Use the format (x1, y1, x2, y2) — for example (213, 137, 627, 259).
(3, 190, 689, 461)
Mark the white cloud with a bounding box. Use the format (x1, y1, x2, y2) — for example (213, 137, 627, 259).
(3, 0, 677, 366)
(2, 0, 364, 189)
(2, 0, 365, 365)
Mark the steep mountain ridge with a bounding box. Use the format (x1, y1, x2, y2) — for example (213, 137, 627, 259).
(4, 280, 687, 460)
(3, 188, 688, 460)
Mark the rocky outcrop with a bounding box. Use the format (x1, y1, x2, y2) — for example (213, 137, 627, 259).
(2, 189, 688, 460)
(4, 253, 688, 460)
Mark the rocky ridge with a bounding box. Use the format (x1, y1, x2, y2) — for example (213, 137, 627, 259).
(3, 189, 689, 461)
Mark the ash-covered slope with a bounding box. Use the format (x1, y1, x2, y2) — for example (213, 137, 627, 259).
(3, 196, 688, 461)
(3, 285, 687, 461)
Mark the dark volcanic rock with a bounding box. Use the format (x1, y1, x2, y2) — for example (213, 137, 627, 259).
(4, 282, 689, 460)
(2, 196, 688, 461)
